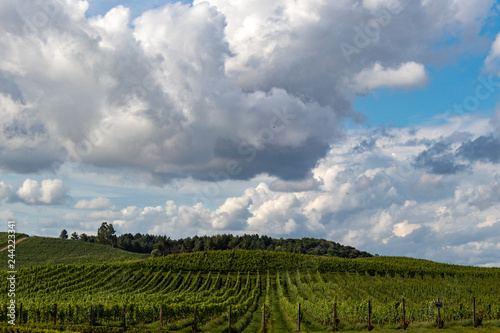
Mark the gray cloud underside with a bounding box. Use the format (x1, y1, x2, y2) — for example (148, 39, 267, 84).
(413, 142, 469, 175)
(457, 134, 500, 164)
(411, 134, 500, 175)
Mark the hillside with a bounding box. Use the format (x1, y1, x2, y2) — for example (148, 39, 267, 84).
(0, 231, 30, 238)
(0, 234, 148, 268)
(1, 231, 373, 268)
(2, 232, 497, 277)
(1, 250, 499, 332)
(149, 234, 373, 258)
(131, 249, 499, 277)
(2, 232, 497, 275)
(78, 230, 374, 258)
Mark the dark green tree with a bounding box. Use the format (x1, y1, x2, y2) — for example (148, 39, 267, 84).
(97, 222, 117, 247)
(70, 232, 79, 240)
(59, 229, 68, 239)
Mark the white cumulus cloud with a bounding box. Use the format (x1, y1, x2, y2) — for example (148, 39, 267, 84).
(16, 179, 67, 204)
(74, 196, 112, 210)
(393, 220, 421, 237)
(350, 61, 428, 94)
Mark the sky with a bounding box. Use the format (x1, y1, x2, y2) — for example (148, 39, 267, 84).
(1, 0, 500, 267)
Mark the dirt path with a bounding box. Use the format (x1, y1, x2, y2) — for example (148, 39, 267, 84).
(0, 237, 28, 252)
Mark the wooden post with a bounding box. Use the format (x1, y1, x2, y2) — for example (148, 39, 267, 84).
(262, 303, 266, 332)
(333, 302, 338, 332)
(54, 303, 57, 325)
(368, 301, 373, 331)
(90, 305, 97, 325)
(123, 305, 126, 331)
(472, 297, 476, 327)
(437, 298, 441, 322)
(159, 304, 162, 331)
(402, 298, 406, 330)
(18, 303, 22, 325)
(298, 302, 301, 332)
(368, 301, 372, 327)
(228, 305, 231, 333)
(194, 305, 198, 332)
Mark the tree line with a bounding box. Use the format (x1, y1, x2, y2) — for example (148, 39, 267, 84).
(59, 222, 373, 258)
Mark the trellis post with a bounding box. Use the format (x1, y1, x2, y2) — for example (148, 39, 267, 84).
(402, 298, 406, 330)
(159, 304, 162, 331)
(194, 305, 198, 332)
(262, 302, 266, 332)
(437, 298, 441, 321)
(123, 305, 126, 331)
(472, 297, 476, 327)
(333, 302, 338, 332)
(368, 300, 373, 330)
(298, 302, 301, 332)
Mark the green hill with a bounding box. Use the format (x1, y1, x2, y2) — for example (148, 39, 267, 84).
(77, 230, 374, 258)
(1, 250, 499, 332)
(0, 231, 30, 247)
(2, 231, 499, 276)
(2, 232, 375, 268)
(0, 234, 148, 268)
(134, 249, 499, 277)
(1, 230, 499, 333)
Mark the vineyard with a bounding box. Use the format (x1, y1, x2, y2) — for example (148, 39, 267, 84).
(0, 235, 148, 268)
(2, 250, 500, 332)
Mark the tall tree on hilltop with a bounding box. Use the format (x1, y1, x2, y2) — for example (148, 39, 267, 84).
(59, 229, 68, 239)
(97, 222, 117, 248)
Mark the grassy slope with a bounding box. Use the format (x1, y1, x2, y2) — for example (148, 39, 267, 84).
(0, 228, 28, 240)
(1, 232, 499, 277)
(0, 238, 499, 332)
(0, 235, 148, 268)
(137, 250, 500, 276)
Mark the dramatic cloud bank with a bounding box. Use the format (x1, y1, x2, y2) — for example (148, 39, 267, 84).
(0, 0, 495, 182)
(1, 0, 500, 266)
(17, 113, 495, 266)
